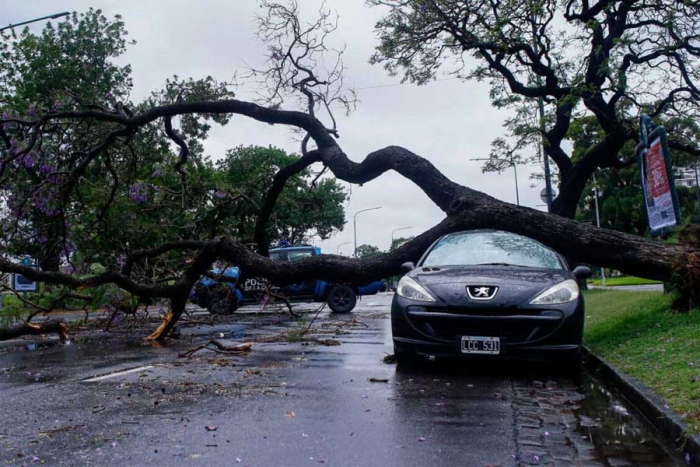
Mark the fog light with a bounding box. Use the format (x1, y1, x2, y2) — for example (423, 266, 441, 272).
(539, 310, 562, 318)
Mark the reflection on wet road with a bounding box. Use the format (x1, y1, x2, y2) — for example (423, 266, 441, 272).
(0, 293, 688, 466)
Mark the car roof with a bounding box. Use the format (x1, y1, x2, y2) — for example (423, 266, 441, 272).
(269, 246, 315, 252)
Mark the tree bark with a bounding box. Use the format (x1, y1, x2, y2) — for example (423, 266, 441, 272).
(0, 321, 68, 342)
(145, 297, 186, 341)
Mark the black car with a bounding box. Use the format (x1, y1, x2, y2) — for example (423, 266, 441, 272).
(391, 230, 591, 364)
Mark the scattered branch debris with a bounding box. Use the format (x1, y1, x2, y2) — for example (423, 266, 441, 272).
(368, 377, 389, 383)
(178, 340, 252, 358)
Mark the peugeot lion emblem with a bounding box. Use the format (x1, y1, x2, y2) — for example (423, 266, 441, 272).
(466, 285, 498, 301)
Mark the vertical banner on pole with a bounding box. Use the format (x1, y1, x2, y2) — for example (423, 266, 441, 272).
(636, 115, 682, 236)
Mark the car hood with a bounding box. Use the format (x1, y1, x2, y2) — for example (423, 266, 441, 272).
(410, 265, 571, 308)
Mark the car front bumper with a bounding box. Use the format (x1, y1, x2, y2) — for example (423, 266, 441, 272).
(391, 295, 584, 361)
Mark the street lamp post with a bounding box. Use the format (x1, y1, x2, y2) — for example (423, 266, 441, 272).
(391, 226, 413, 245)
(1, 12, 70, 32)
(336, 241, 351, 255)
(592, 173, 606, 286)
(530, 6, 554, 211)
(353, 207, 382, 257)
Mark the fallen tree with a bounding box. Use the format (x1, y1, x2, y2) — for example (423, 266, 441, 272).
(0, 2, 698, 341)
(0, 321, 68, 343)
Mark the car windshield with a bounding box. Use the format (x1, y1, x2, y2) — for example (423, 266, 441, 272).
(270, 249, 314, 262)
(421, 231, 563, 269)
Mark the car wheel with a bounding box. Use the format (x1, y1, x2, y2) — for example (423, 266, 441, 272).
(206, 288, 239, 315)
(327, 285, 357, 313)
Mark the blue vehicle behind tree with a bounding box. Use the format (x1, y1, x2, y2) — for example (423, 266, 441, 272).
(192, 245, 385, 314)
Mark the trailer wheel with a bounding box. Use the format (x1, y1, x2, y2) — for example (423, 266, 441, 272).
(327, 285, 356, 313)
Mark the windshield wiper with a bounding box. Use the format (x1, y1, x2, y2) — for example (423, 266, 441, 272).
(475, 262, 519, 267)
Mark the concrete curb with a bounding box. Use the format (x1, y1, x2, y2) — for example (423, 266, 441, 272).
(583, 345, 700, 464)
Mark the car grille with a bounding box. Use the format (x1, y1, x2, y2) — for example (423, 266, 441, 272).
(405, 306, 563, 344)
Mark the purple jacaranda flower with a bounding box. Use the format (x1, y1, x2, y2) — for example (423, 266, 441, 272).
(2, 111, 14, 130)
(47, 173, 64, 185)
(27, 103, 37, 117)
(61, 242, 75, 257)
(22, 153, 36, 168)
(129, 183, 148, 204)
(9, 137, 19, 155)
(151, 167, 162, 178)
(39, 163, 53, 176)
(117, 254, 126, 269)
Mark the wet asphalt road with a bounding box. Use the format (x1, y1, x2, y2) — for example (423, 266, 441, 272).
(0, 293, 687, 466)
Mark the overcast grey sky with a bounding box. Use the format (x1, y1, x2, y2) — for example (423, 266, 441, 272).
(2, 1, 550, 254)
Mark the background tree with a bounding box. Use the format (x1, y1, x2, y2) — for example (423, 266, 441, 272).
(569, 116, 700, 235)
(216, 145, 347, 244)
(355, 244, 383, 258)
(369, 0, 700, 218)
(0, 10, 237, 275)
(390, 236, 415, 252)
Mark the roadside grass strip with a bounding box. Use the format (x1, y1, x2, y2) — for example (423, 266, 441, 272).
(588, 276, 662, 286)
(584, 289, 700, 433)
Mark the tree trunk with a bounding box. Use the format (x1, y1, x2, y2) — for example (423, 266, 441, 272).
(145, 297, 186, 341)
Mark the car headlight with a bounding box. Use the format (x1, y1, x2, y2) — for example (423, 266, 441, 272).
(530, 279, 580, 305)
(396, 276, 436, 302)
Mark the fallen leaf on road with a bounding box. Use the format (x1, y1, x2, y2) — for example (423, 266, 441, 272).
(316, 339, 341, 346)
(285, 411, 296, 417)
(382, 354, 397, 364)
(417, 437, 425, 442)
(205, 425, 218, 431)
(368, 377, 389, 383)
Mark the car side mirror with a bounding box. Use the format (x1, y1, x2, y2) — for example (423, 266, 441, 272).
(572, 266, 592, 280)
(400, 262, 415, 274)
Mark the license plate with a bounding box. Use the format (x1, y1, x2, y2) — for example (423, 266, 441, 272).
(242, 277, 270, 291)
(461, 336, 500, 355)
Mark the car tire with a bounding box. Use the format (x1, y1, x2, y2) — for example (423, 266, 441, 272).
(206, 287, 239, 315)
(327, 285, 356, 313)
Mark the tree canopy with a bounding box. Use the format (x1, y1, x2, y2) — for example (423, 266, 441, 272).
(369, 0, 700, 217)
(355, 244, 383, 258)
(216, 145, 346, 245)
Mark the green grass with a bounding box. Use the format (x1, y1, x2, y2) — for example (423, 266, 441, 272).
(588, 276, 662, 286)
(584, 289, 700, 433)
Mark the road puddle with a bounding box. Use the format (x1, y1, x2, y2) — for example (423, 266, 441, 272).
(573, 371, 689, 466)
(512, 368, 688, 466)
